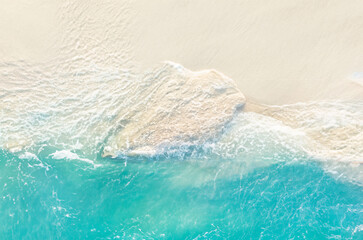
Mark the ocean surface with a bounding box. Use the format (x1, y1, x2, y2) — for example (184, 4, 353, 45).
(1, 1, 363, 239)
(0, 147, 362, 239)
(1, 61, 363, 239)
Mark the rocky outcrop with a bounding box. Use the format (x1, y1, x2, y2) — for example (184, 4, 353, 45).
(102, 62, 246, 157)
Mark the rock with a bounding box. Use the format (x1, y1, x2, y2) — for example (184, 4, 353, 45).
(102, 62, 246, 157)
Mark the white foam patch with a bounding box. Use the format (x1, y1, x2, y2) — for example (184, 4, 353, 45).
(50, 150, 80, 160)
(19, 152, 39, 161)
(49, 150, 101, 167)
(19, 151, 50, 170)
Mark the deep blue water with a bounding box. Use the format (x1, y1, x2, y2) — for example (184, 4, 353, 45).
(1, 148, 362, 239)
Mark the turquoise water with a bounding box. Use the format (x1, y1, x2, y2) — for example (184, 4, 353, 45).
(1, 61, 362, 238)
(1, 147, 362, 239)
(1, 1, 362, 237)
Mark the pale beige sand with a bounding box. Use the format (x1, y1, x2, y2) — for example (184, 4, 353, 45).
(130, 0, 363, 104)
(0, 0, 60, 62)
(1, 0, 362, 104)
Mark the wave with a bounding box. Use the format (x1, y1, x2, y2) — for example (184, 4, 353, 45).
(0, 61, 362, 184)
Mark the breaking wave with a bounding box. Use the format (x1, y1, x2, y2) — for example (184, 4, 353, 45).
(1, 61, 362, 184)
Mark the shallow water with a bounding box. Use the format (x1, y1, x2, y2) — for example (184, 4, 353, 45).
(1, 146, 362, 239)
(1, 1, 363, 239)
(1, 60, 363, 239)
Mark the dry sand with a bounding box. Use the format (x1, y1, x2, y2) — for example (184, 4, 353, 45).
(1, 0, 363, 104)
(130, 0, 363, 104)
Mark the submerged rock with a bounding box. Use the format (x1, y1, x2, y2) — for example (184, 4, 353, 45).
(102, 62, 246, 157)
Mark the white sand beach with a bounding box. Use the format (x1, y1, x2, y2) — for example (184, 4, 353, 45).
(1, 0, 363, 104)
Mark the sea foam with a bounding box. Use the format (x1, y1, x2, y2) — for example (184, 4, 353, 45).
(0, 61, 362, 183)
